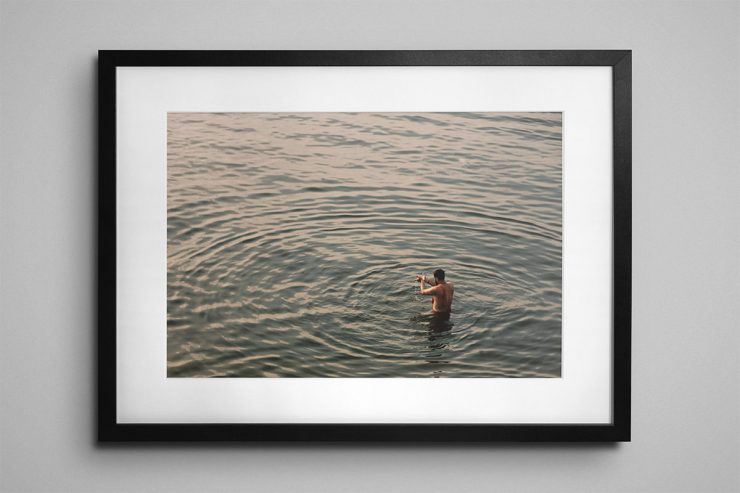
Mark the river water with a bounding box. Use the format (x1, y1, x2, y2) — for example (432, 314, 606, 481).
(167, 112, 561, 377)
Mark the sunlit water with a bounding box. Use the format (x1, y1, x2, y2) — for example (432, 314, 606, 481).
(167, 112, 561, 377)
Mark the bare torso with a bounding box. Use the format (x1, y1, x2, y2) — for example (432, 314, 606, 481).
(431, 281, 454, 314)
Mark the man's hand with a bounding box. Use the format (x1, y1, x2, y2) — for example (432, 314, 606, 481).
(415, 274, 426, 283)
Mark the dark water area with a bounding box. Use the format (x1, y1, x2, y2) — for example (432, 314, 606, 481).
(167, 112, 562, 377)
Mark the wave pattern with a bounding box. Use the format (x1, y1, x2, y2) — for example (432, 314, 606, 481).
(167, 112, 562, 377)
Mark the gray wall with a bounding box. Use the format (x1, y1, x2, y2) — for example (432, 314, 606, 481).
(1, 0, 738, 491)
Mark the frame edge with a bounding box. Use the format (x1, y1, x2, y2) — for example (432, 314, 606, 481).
(97, 49, 632, 442)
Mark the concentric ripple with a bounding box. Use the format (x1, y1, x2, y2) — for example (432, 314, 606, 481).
(167, 112, 561, 377)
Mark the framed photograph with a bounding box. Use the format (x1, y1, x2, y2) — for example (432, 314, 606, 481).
(98, 50, 631, 441)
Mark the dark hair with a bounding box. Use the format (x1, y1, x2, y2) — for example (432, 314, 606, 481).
(433, 269, 445, 281)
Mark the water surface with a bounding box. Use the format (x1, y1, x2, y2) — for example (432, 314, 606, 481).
(167, 112, 561, 377)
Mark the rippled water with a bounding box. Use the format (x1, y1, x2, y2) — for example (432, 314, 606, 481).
(167, 112, 561, 378)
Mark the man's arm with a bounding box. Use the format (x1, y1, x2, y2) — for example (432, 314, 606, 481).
(415, 274, 435, 287)
(419, 277, 437, 295)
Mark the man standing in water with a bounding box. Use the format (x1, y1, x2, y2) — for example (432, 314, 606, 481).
(416, 269, 454, 315)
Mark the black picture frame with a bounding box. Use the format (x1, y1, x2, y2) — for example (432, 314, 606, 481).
(98, 50, 631, 442)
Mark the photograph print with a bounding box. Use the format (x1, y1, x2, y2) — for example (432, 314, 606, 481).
(167, 111, 562, 378)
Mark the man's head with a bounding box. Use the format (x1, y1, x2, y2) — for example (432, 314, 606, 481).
(433, 269, 445, 283)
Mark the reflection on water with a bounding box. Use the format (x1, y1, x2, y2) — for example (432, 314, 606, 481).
(422, 313, 454, 375)
(167, 112, 562, 377)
